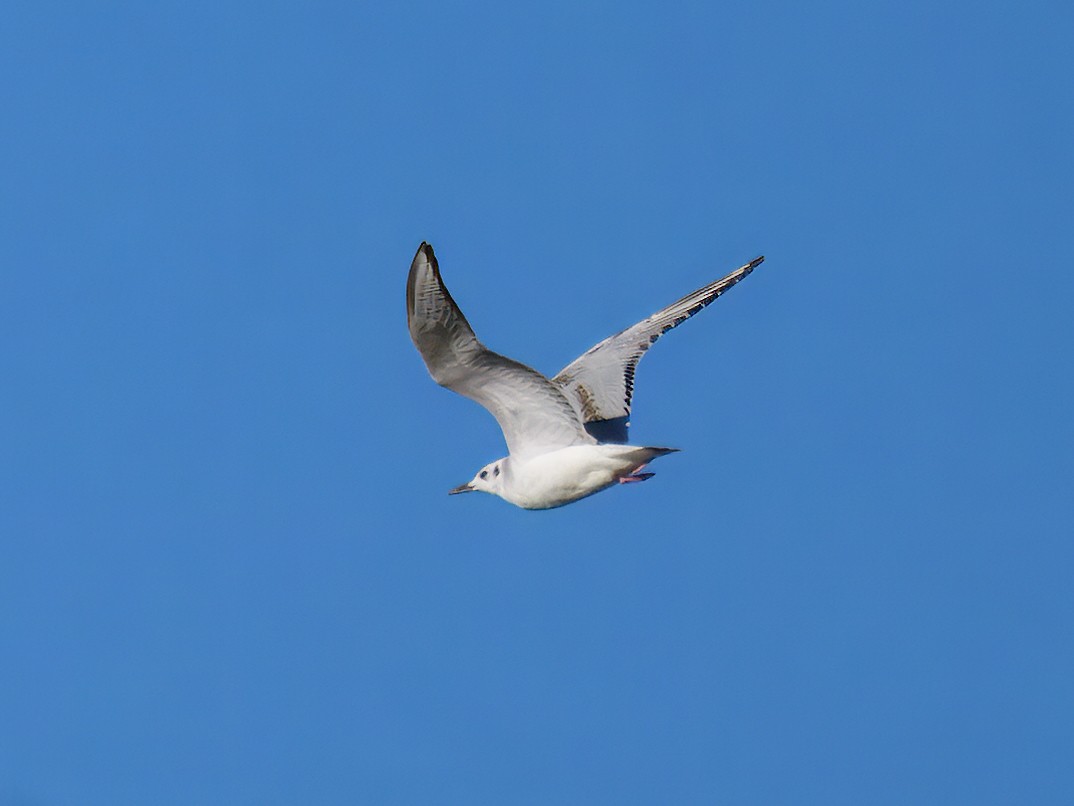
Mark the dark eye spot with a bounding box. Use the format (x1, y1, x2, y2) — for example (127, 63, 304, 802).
(493, 466, 500, 477)
(479, 470, 488, 480)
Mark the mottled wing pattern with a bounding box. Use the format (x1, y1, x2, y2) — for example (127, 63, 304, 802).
(407, 242, 595, 459)
(552, 256, 764, 442)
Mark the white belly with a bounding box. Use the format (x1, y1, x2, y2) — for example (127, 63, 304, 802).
(502, 444, 658, 510)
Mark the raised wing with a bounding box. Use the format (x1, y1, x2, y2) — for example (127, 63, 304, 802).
(552, 256, 764, 442)
(407, 242, 595, 459)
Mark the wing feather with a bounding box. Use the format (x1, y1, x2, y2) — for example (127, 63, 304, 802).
(407, 243, 594, 458)
(552, 256, 764, 442)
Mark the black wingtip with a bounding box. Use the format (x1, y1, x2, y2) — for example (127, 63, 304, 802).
(407, 242, 438, 329)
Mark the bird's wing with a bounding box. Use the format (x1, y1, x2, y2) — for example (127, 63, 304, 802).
(552, 255, 764, 443)
(407, 242, 595, 459)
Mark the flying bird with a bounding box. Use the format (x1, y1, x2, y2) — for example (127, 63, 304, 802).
(407, 242, 764, 509)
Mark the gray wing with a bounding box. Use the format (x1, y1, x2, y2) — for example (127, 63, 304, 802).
(552, 255, 764, 443)
(407, 242, 595, 459)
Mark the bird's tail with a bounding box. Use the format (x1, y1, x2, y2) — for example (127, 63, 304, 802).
(636, 446, 679, 462)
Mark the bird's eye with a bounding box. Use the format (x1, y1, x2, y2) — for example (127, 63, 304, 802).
(479, 470, 488, 480)
(493, 466, 500, 477)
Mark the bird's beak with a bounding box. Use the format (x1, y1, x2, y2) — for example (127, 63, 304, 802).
(448, 482, 475, 495)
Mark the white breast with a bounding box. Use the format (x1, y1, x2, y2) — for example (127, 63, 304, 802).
(500, 445, 656, 510)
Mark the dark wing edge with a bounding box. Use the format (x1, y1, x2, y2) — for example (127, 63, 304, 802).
(407, 242, 473, 334)
(407, 241, 496, 393)
(553, 255, 765, 441)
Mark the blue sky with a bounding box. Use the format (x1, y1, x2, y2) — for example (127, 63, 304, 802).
(2, 1, 1072, 803)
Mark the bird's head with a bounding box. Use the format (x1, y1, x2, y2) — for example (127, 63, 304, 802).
(449, 459, 506, 497)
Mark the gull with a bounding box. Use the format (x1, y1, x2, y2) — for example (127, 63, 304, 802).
(407, 242, 764, 510)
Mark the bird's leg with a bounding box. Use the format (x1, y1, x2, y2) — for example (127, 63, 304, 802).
(618, 463, 656, 484)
